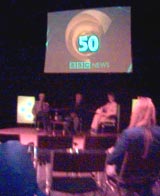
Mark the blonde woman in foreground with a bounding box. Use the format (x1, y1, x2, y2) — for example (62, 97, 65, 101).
(106, 96, 160, 196)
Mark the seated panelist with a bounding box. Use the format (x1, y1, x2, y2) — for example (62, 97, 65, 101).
(64, 93, 88, 134)
(32, 93, 51, 133)
(90, 92, 118, 133)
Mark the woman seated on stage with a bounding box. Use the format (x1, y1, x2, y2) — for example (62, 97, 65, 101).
(90, 92, 118, 134)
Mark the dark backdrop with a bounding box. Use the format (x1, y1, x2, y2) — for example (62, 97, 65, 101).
(0, 0, 159, 130)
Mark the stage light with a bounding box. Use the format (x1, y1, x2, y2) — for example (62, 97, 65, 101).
(17, 96, 35, 124)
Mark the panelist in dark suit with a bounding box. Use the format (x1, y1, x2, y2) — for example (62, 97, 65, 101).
(65, 93, 89, 134)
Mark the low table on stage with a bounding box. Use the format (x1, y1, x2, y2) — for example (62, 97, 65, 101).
(51, 120, 66, 134)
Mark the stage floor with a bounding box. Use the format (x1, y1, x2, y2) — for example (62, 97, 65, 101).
(0, 126, 37, 144)
(0, 126, 109, 196)
(0, 126, 86, 150)
(1, 127, 160, 196)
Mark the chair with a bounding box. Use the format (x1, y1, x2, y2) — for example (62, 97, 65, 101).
(50, 120, 66, 135)
(34, 112, 52, 133)
(32, 135, 73, 168)
(37, 135, 73, 150)
(106, 150, 160, 196)
(43, 150, 107, 196)
(99, 104, 121, 134)
(85, 134, 118, 151)
(0, 133, 20, 143)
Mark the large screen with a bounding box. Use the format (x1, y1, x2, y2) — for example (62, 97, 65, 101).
(44, 6, 132, 73)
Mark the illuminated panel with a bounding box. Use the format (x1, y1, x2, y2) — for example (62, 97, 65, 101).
(17, 96, 35, 124)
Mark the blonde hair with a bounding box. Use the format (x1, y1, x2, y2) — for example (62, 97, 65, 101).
(128, 97, 156, 158)
(129, 97, 156, 128)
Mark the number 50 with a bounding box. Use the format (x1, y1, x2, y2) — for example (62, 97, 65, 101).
(78, 35, 99, 53)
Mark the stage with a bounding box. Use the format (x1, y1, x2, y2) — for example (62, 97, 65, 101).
(0, 126, 86, 150)
(0, 126, 119, 196)
(0, 126, 38, 145)
(0, 126, 111, 196)
(0, 126, 160, 196)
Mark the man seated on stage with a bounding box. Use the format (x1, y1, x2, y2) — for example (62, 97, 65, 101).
(64, 93, 88, 135)
(90, 92, 118, 134)
(32, 93, 51, 133)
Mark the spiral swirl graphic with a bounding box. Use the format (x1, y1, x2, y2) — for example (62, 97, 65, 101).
(65, 9, 112, 61)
